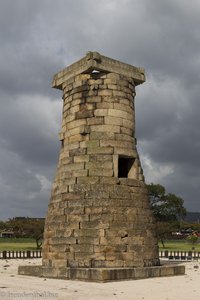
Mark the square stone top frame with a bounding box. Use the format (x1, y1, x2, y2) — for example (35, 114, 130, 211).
(52, 51, 145, 90)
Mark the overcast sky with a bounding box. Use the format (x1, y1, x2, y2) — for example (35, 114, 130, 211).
(0, 0, 200, 220)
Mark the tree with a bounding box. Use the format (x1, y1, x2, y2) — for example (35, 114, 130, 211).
(0, 220, 13, 235)
(0, 221, 8, 230)
(7, 217, 45, 249)
(186, 234, 199, 246)
(147, 183, 186, 246)
(155, 221, 179, 247)
(147, 183, 186, 222)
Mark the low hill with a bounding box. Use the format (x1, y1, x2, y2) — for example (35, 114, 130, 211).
(185, 212, 200, 223)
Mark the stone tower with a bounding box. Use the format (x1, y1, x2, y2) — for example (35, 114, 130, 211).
(41, 52, 160, 280)
(18, 53, 185, 281)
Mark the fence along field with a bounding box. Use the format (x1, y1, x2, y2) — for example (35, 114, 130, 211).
(0, 237, 42, 259)
(0, 250, 42, 259)
(0, 250, 200, 261)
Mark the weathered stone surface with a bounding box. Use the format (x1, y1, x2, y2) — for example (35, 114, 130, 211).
(74, 155, 89, 163)
(94, 109, 108, 117)
(90, 124, 121, 133)
(89, 168, 113, 177)
(19, 264, 185, 282)
(96, 102, 114, 109)
(89, 131, 115, 140)
(87, 147, 114, 155)
(77, 176, 99, 184)
(87, 117, 104, 125)
(104, 116, 123, 126)
(18, 265, 43, 277)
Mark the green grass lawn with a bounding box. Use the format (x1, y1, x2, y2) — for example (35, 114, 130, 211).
(0, 238, 37, 251)
(159, 240, 200, 251)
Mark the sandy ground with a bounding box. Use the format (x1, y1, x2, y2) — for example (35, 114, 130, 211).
(0, 259, 200, 300)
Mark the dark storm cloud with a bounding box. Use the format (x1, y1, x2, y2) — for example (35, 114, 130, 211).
(0, 0, 199, 219)
(0, 95, 62, 165)
(0, 0, 64, 97)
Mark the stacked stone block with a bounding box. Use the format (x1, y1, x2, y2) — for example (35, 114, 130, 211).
(42, 52, 160, 278)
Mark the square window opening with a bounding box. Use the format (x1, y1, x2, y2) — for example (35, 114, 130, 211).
(118, 156, 135, 178)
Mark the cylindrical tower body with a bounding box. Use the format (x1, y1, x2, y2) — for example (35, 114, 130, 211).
(42, 52, 160, 279)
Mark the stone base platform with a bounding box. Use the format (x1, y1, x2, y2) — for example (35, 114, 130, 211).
(18, 264, 185, 282)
